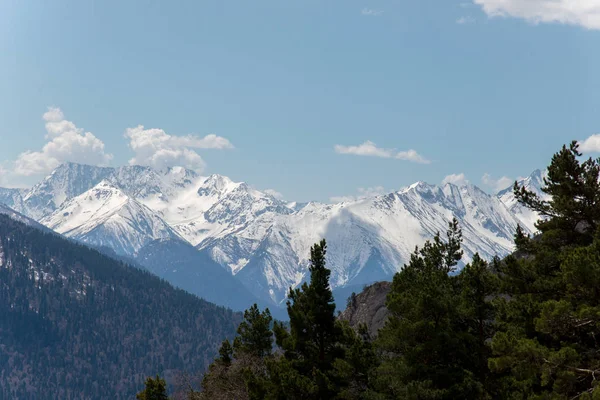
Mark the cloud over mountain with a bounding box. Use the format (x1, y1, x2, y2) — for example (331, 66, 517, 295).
(334, 141, 430, 164)
(124, 125, 233, 171)
(482, 172, 514, 192)
(442, 173, 469, 186)
(13, 108, 113, 177)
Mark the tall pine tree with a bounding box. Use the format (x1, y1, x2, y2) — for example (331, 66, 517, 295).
(374, 218, 493, 399)
(489, 141, 600, 399)
(136, 375, 169, 400)
(266, 239, 345, 399)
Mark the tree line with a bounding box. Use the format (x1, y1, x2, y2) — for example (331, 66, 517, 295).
(140, 141, 600, 399)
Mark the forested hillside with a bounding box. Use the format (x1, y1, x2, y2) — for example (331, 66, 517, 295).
(0, 215, 242, 399)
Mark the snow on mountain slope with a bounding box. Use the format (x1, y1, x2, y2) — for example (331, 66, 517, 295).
(111, 165, 200, 205)
(150, 174, 292, 246)
(0, 162, 543, 309)
(0, 203, 53, 232)
(497, 169, 547, 232)
(199, 181, 527, 304)
(40, 180, 182, 255)
(0, 188, 26, 212)
(20, 163, 113, 219)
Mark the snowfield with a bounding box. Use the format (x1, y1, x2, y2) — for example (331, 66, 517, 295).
(0, 162, 544, 305)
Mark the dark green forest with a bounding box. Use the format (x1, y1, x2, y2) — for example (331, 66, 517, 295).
(140, 141, 600, 399)
(0, 216, 242, 399)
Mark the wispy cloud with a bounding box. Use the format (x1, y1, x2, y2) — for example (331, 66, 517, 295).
(330, 186, 387, 203)
(456, 16, 476, 24)
(334, 141, 430, 164)
(124, 125, 233, 172)
(361, 8, 383, 16)
(474, 0, 600, 30)
(12, 107, 113, 177)
(264, 188, 284, 200)
(482, 173, 513, 192)
(579, 133, 600, 153)
(442, 173, 469, 186)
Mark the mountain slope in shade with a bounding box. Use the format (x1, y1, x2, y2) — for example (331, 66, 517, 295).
(135, 238, 276, 314)
(497, 169, 547, 232)
(0, 203, 53, 232)
(40, 180, 182, 255)
(0, 187, 26, 212)
(0, 214, 241, 400)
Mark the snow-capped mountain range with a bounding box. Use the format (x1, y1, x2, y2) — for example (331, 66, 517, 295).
(0, 162, 544, 307)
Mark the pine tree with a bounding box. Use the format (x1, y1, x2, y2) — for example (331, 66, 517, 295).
(332, 323, 380, 400)
(218, 339, 233, 365)
(197, 304, 274, 400)
(233, 304, 273, 358)
(263, 239, 348, 399)
(457, 254, 498, 396)
(489, 142, 600, 399)
(374, 218, 489, 399)
(514, 140, 600, 247)
(136, 375, 169, 400)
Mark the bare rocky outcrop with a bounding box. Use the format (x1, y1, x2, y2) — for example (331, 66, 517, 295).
(338, 281, 391, 337)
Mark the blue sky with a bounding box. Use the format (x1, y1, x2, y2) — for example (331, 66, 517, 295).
(2, 0, 600, 202)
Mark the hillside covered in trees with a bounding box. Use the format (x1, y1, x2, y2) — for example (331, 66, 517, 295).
(0, 215, 242, 399)
(144, 141, 600, 399)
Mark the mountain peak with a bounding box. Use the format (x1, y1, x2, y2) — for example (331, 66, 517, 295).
(94, 179, 121, 191)
(198, 174, 236, 195)
(399, 181, 432, 194)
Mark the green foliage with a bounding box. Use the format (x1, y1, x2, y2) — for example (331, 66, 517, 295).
(265, 239, 348, 399)
(0, 215, 241, 400)
(198, 303, 274, 400)
(198, 239, 380, 400)
(233, 304, 273, 358)
(514, 140, 600, 248)
(173, 142, 600, 400)
(374, 218, 495, 399)
(489, 141, 600, 399)
(279, 239, 342, 370)
(218, 339, 233, 365)
(332, 323, 380, 399)
(136, 375, 169, 400)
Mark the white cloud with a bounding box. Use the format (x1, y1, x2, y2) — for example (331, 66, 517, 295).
(358, 186, 386, 197)
(124, 125, 233, 171)
(329, 195, 357, 203)
(442, 173, 469, 186)
(395, 149, 430, 164)
(264, 189, 284, 200)
(456, 16, 476, 24)
(473, 0, 600, 30)
(579, 134, 600, 153)
(361, 8, 383, 16)
(335, 141, 393, 158)
(334, 141, 430, 164)
(13, 107, 113, 177)
(330, 186, 387, 203)
(482, 173, 514, 192)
